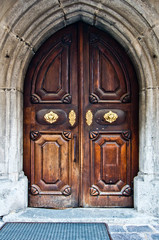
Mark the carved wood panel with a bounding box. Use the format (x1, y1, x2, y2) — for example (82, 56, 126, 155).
(82, 23, 138, 207)
(30, 132, 72, 196)
(24, 22, 139, 209)
(90, 132, 131, 196)
(24, 23, 79, 208)
(89, 33, 131, 103)
(31, 39, 71, 103)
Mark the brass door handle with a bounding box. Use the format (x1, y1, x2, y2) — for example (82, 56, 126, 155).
(44, 111, 59, 123)
(104, 111, 118, 123)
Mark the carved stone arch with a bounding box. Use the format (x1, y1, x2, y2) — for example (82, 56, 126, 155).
(0, 0, 159, 216)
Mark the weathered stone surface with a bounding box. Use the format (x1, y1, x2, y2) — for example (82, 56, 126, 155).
(0, 0, 159, 217)
(0, 91, 6, 178)
(153, 225, 159, 231)
(108, 225, 126, 232)
(151, 234, 159, 240)
(0, 176, 28, 216)
(3, 208, 158, 224)
(134, 174, 159, 216)
(126, 225, 153, 232)
(111, 233, 143, 240)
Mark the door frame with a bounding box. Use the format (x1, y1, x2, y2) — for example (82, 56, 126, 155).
(1, 1, 158, 216)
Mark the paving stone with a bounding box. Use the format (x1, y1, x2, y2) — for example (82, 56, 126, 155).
(141, 233, 154, 240)
(126, 225, 153, 232)
(111, 233, 143, 240)
(151, 234, 159, 240)
(143, 234, 152, 240)
(153, 225, 159, 232)
(1, 0, 159, 219)
(108, 225, 125, 232)
(0, 222, 4, 228)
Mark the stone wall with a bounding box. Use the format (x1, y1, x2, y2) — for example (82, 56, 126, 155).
(0, 0, 159, 216)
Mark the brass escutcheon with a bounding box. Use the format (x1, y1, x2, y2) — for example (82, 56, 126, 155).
(104, 111, 118, 123)
(69, 110, 76, 126)
(44, 111, 59, 124)
(86, 110, 93, 126)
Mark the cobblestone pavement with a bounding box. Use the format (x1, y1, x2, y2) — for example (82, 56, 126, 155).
(108, 225, 159, 240)
(2, 208, 159, 239)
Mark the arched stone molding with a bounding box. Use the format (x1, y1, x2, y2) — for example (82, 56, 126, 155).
(0, 0, 159, 216)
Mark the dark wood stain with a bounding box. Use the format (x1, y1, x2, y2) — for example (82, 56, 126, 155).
(23, 22, 139, 208)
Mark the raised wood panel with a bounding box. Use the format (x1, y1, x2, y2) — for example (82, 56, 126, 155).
(90, 132, 130, 195)
(102, 142, 119, 184)
(31, 132, 71, 195)
(42, 142, 60, 184)
(42, 52, 62, 93)
(101, 54, 119, 92)
(31, 34, 72, 103)
(89, 33, 130, 103)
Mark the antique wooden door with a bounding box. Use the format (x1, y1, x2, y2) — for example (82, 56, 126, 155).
(24, 22, 138, 208)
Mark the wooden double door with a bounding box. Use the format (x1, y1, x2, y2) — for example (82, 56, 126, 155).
(24, 22, 138, 208)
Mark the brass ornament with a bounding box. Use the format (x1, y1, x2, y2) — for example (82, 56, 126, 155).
(104, 111, 118, 123)
(86, 110, 93, 126)
(44, 111, 59, 124)
(69, 110, 76, 126)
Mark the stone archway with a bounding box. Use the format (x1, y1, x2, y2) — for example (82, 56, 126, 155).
(0, 0, 159, 216)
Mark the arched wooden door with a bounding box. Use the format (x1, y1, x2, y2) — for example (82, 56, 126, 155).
(24, 22, 138, 208)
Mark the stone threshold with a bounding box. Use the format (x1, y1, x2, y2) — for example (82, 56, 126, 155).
(2, 208, 159, 225)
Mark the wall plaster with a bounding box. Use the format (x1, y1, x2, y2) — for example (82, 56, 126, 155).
(0, 0, 159, 217)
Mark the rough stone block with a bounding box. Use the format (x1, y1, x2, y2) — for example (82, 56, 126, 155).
(134, 174, 159, 216)
(0, 176, 28, 217)
(0, 0, 159, 218)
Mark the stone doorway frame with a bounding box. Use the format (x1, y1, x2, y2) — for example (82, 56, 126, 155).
(0, 0, 159, 216)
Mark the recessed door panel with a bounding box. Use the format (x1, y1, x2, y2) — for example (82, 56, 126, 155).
(31, 34, 74, 104)
(30, 132, 72, 196)
(90, 132, 131, 195)
(89, 32, 131, 103)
